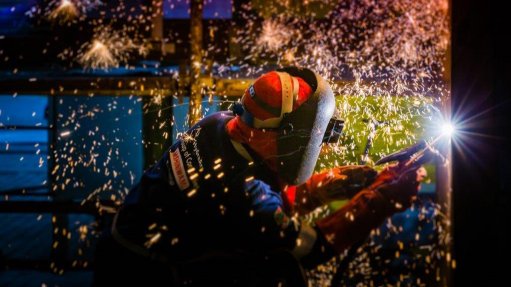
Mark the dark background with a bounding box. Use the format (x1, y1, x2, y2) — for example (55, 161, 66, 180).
(452, 0, 511, 286)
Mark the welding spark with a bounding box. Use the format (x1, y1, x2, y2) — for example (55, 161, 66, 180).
(48, 0, 79, 23)
(144, 232, 162, 248)
(256, 19, 293, 52)
(79, 40, 117, 69)
(30, 0, 103, 23)
(78, 29, 140, 70)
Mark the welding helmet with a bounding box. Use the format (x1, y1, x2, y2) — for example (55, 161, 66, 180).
(232, 67, 339, 185)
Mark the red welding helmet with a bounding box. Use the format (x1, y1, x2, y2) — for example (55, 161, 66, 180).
(234, 67, 337, 185)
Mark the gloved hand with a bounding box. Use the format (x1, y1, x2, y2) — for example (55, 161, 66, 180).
(313, 163, 427, 255)
(293, 166, 377, 214)
(370, 164, 428, 211)
(303, 145, 438, 265)
(370, 141, 440, 211)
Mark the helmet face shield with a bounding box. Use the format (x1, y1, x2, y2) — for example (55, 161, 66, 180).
(230, 67, 337, 185)
(275, 69, 335, 185)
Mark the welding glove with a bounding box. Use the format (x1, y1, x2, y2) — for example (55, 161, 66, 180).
(293, 165, 377, 215)
(310, 164, 426, 256)
(371, 164, 428, 211)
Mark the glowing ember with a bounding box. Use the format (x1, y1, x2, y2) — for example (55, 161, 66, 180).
(256, 19, 293, 52)
(77, 29, 142, 70)
(48, 0, 79, 23)
(79, 40, 117, 69)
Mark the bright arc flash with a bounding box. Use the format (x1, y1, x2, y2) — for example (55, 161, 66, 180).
(441, 122, 455, 137)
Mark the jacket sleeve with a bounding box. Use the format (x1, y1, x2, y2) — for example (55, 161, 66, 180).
(314, 189, 394, 254)
(302, 166, 422, 267)
(241, 179, 303, 250)
(242, 180, 403, 269)
(298, 188, 395, 268)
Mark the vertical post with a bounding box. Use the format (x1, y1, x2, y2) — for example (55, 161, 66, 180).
(436, 1, 452, 286)
(435, 122, 452, 287)
(51, 213, 69, 274)
(189, 0, 204, 126)
(148, 0, 164, 60)
(48, 94, 68, 273)
(178, 61, 189, 104)
(151, 0, 164, 42)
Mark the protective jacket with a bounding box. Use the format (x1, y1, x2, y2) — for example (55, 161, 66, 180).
(114, 112, 303, 262)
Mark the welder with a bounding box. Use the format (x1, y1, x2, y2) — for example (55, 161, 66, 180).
(94, 67, 426, 286)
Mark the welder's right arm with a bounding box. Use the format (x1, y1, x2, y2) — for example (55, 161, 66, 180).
(292, 166, 377, 215)
(296, 165, 425, 268)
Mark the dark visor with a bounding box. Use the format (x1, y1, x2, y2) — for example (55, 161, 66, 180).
(322, 118, 344, 143)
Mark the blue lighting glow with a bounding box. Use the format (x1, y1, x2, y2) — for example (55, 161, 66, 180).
(164, 0, 232, 19)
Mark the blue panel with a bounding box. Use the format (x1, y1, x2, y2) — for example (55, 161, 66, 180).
(0, 213, 52, 260)
(164, 0, 232, 19)
(0, 0, 37, 34)
(54, 95, 143, 201)
(0, 153, 48, 191)
(0, 213, 94, 286)
(0, 95, 49, 127)
(0, 270, 93, 287)
(0, 95, 49, 192)
(0, 130, 47, 145)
